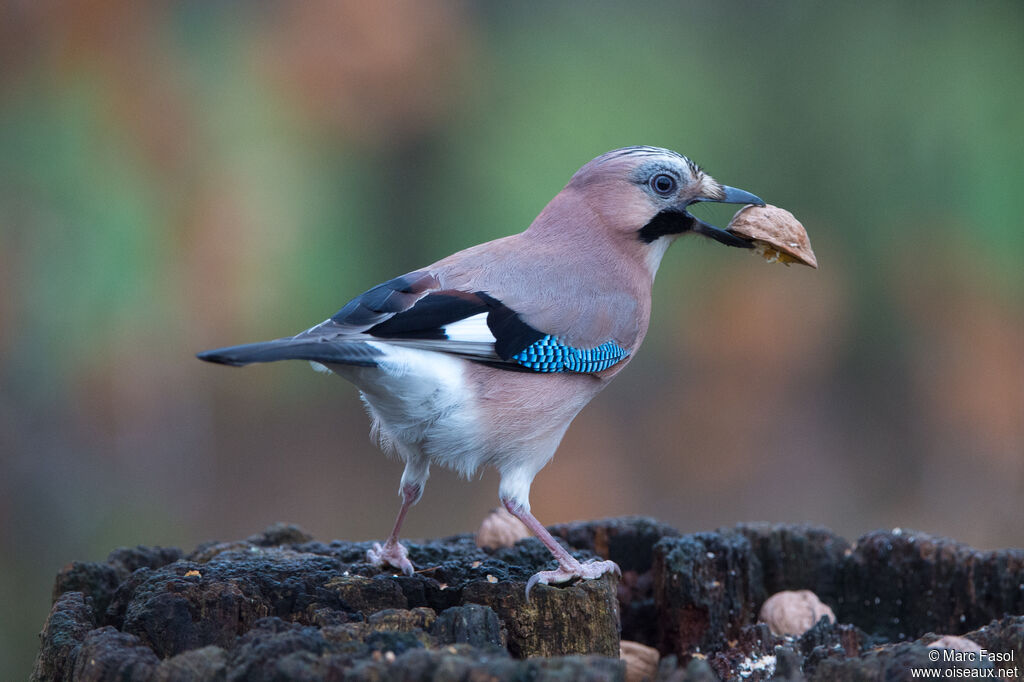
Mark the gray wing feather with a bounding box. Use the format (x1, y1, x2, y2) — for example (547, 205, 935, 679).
(196, 337, 382, 367)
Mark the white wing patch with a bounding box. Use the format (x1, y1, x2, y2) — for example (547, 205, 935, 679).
(441, 313, 495, 343)
(310, 312, 501, 370)
(309, 361, 333, 374)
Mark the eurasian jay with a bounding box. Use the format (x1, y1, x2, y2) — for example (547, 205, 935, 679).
(198, 146, 764, 595)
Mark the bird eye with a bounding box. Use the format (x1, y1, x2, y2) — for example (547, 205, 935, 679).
(650, 173, 677, 195)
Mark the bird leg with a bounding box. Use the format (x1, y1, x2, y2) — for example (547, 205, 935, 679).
(366, 483, 419, 575)
(501, 498, 620, 599)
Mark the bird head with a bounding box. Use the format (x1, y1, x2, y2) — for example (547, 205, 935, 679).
(560, 146, 764, 250)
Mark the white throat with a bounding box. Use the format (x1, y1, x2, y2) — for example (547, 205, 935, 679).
(644, 235, 675, 279)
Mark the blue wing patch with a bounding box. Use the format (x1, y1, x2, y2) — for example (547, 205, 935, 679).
(511, 335, 628, 373)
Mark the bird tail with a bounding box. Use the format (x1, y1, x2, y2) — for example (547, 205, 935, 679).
(196, 337, 382, 368)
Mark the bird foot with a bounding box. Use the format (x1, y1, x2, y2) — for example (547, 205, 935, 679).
(366, 540, 414, 576)
(525, 558, 620, 600)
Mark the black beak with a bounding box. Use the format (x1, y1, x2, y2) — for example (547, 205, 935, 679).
(685, 185, 765, 248)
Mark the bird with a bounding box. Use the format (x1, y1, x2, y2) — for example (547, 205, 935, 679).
(198, 145, 764, 596)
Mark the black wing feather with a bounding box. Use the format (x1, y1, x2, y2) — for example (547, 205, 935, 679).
(476, 291, 546, 360)
(368, 292, 488, 340)
(364, 289, 544, 360)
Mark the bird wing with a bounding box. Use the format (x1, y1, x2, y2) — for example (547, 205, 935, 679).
(200, 265, 631, 374)
(306, 268, 630, 373)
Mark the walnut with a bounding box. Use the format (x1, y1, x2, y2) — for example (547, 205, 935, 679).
(758, 589, 835, 636)
(727, 204, 817, 269)
(620, 640, 660, 682)
(927, 635, 982, 653)
(475, 507, 530, 549)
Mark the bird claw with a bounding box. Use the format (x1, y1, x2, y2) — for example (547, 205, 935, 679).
(525, 559, 621, 601)
(366, 541, 415, 576)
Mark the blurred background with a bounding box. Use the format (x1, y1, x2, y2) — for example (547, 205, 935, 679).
(2, 0, 1022, 675)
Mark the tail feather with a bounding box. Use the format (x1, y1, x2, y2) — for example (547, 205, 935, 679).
(197, 338, 382, 367)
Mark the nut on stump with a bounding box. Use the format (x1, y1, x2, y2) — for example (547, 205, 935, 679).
(927, 635, 982, 653)
(620, 640, 660, 682)
(476, 507, 531, 549)
(758, 589, 835, 636)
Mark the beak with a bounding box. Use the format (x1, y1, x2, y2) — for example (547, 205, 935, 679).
(710, 185, 765, 206)
(684, 185, 765, 249)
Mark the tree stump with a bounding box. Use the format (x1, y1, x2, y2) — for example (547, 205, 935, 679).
(33, 519, 1024, 681)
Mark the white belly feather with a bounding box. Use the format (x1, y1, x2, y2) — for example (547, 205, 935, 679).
(329, 344, 487, 478)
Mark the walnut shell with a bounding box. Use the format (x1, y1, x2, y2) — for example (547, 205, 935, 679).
(927, 635, 982, 653)
(620, 640, 660, 682)
(475, 507, 530, 549)
(758, 589, 835, 636)
(726, 204, 817, 269)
